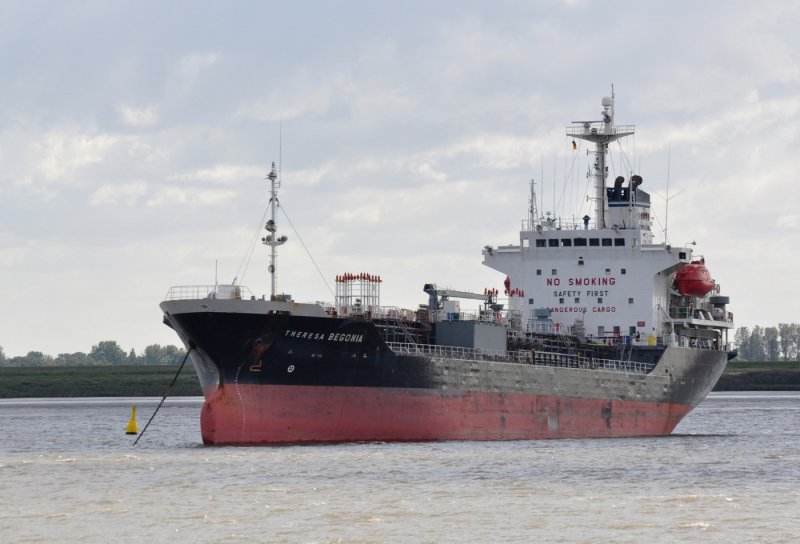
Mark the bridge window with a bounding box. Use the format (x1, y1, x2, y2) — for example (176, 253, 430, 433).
(561, 239, 572, 247)
(589, 238, 600, 246)
(536, 239, 546, 248)
(602, 238, 612, 246)
(574, 238, 587, 247)
(548, 239, 559, 247)
(615, 238, 625, 246)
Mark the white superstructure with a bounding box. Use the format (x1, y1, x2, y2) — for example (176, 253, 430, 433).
(483, 91, 734, 349)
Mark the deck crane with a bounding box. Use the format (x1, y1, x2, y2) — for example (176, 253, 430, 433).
(423, 283, 504, 315)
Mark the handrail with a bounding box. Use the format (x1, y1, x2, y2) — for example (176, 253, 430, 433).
(669, 305, 734, 323)
(385, 342, 655, 375)
(566, 123, 635, 136)
(164, 284, 255, 301)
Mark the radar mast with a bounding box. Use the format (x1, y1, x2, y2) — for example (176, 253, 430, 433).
(566, 87, 635, 228)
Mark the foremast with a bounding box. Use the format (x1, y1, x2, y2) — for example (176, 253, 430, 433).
(262, 162, 288, 299)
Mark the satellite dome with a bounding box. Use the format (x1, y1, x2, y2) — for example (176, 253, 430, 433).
(601, 96, 612, 107)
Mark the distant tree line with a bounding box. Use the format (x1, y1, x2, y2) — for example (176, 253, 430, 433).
(2, 326, 798, 365)
(734, 324, 800, 361)
(0, 341, 186, 367)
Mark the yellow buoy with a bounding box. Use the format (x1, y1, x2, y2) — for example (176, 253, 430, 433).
(126, 405, 139, 435)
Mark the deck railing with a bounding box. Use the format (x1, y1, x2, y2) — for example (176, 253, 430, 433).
(386, 342, 656, 375)
(164, 284, 256, 301)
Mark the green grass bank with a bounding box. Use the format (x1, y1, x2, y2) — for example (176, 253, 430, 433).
(1, 361, 798, 398)
(0, 365, 202, 398)
(715, 360, 800, 391)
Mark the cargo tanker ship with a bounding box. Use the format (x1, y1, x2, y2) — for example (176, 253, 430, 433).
(161, 92, 735, 445)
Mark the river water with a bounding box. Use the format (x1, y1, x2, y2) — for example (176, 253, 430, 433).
(1, 392, 798, 543)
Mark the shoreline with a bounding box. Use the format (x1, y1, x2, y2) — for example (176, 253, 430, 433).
(1, 362, 798, 398)
(0, 365, 202, 398)
(715, 361, 800, 391)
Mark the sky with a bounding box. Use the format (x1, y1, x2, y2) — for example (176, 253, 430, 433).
(2, 0, 799, 357)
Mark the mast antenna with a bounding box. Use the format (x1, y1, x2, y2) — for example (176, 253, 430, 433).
(529, 178, 539, 228)
(664, 143, 671, 244)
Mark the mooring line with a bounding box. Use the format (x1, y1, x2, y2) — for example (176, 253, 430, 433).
(133, 347, 193, 446)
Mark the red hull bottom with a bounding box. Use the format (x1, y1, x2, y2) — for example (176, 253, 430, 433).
(200, 384, 692, 445)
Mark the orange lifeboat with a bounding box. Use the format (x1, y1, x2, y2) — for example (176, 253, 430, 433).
(674, 261, 715, 297)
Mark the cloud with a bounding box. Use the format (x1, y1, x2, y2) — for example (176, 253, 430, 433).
(89, 182, 148, 207)
(145, 186, 236, 207)
(11, 177, 58, 201)
(179, 52, 220, 83)
(118, 104, 159, 127)
(234, 83, 331, 122)
(233, 65, 419, 124)
(429, 134, 539, 171)
(282, 163, 336, 187)
(4, 1, 800, 357)
(333, 204, 382, 225)
(0, 241, 29, 268)
(35, 129, 118, 183)
(410, 161, 447, 183)
(168, 164, 265, 184)
(163, 52, 221, 100)
(777, 214, 800, 229)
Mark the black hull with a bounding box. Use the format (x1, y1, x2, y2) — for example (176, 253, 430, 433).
(165, 310, 727, 408)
